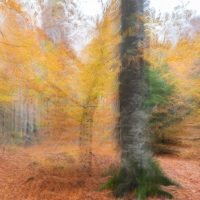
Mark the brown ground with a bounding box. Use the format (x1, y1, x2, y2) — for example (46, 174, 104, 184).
(0, 118, 200, 200)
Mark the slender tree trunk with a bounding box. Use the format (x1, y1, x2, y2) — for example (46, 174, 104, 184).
(2, 107, 5, 137)
(79, 107, 94, 176)
(23, 101, 26, 136)
(26, 102, 31, 134)
(33, 99, 38, 134)
(19, 89, 24, 135)
(46, 101, 50, 135)
(13, 101, 16, 133)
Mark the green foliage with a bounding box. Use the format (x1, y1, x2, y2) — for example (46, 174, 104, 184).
(146, 64, 175, 108)
(145, 64, 186, 150)
(100, 166, 137, 197)
(100, 158, 179, 199)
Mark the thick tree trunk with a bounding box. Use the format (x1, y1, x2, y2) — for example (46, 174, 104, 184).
(120, 0, 150, 170)
(104, 1, 177, 198)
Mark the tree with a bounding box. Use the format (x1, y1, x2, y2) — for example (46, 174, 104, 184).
(78, 4, 120, 175)
(120, 0, 149, 172)
(102, 1, 178, 199)
(0, 0, 80, 144)
(149, 1, 200, 47)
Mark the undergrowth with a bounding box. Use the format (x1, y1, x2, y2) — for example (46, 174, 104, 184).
(100, 158, 179, 199)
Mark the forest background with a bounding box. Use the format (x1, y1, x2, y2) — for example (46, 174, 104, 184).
(0, 0, 200, 199)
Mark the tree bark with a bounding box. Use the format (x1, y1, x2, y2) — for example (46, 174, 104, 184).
(12, 101, 16, 133)
(33, 99, 38, 134)
(79, 107, 95, 176)
(120, 0, 151, 170)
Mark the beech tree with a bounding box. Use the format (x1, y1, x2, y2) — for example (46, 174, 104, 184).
(103, 1, 178, 199)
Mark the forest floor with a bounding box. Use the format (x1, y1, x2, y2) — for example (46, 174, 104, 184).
(0, 117, 200, 200)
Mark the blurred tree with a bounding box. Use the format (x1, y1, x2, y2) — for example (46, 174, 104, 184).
(78, 2, 120, 175)
(102, 1, 177, 199)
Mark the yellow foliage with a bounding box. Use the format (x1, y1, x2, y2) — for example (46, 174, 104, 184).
(0, 0, 120, 144)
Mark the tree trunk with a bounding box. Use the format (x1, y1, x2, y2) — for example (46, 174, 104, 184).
(33, 99, 38, 134)
(102, 1, 177, 198)
(1, 107, 5, 137)
(26, 102, 31, 135)
(12, 101, 16, 133)
(19, 89, 24, 135)
(79, 107, 94, 176)
(120, 0, 150, 171)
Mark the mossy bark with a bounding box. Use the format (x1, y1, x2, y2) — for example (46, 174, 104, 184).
(120, 0, 150, 176)
(102, 0, 178, 199)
